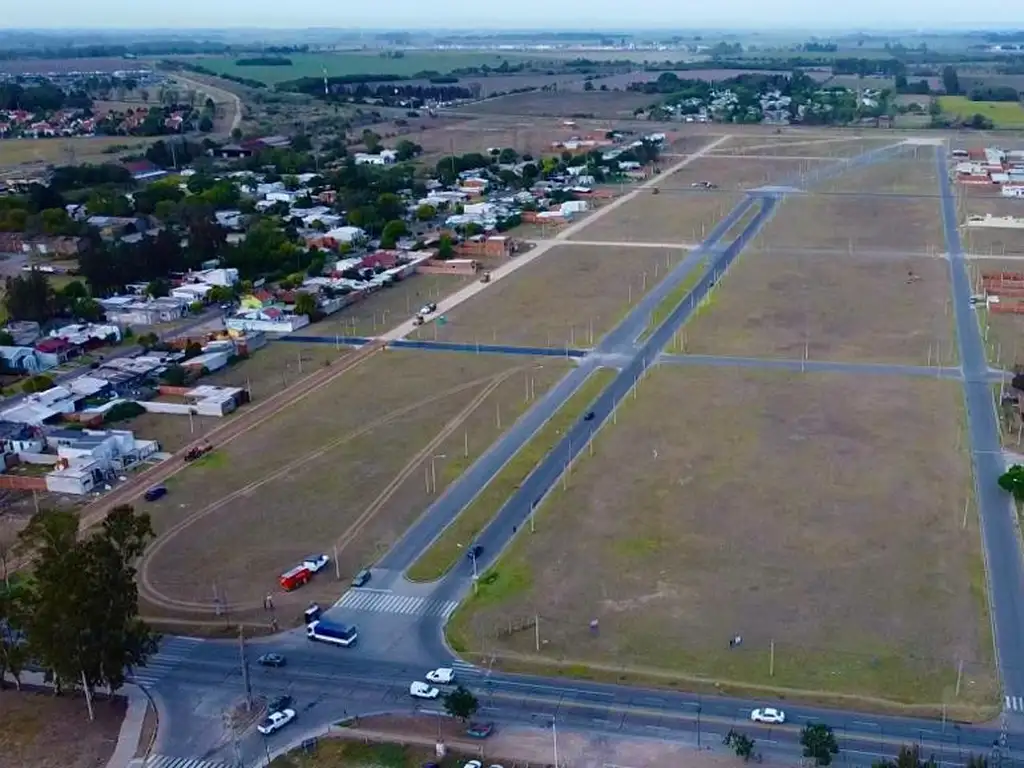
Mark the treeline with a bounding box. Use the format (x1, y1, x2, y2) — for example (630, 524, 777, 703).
(968, 85, 1020, 102)
(165, 61, 266, 90)
(235, 57, 293, 67)
(832, 57, 907, 77)
(0, 41, 231, 61)
(0, 81, 91, 112)
(293, 80, 476, 105)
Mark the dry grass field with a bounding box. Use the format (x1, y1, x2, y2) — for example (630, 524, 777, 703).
(683, 251, 955, 366)
(0, 136, 156, 169)
(571, 189, 742, 244)
(309, 273, 472, 338)
(712, 136, 898, 158)
(138, 350, 569, 619)
(961, 192, 1024, 256)
(754, 192, 946, 253)
(817, 155, 940, 196)
(968, 259, 1024, 369)
(0, 689, 125, 768)
(413, 245, 690, 348)
(459, 90, 654, 118)
(450, 366, 993, 714)
(665, 156, 829, 191)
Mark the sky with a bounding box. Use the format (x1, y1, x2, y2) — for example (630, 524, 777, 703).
(3, 0, 1024, 30)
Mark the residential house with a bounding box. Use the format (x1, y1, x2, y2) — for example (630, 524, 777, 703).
(0, 345, 58, 374)
(0, 386, 78, 425)
(225, 307, 310, 334)
(21, 235, 85, 257)
(44, 427, 158, 495)
(3, 321, 40, 346)
(34, 337, 74, 363)
(323, 226, 367, 246)
(0, 421, 45, 454)
(354, 150, 397, 166)
(122, 159, 168, 182)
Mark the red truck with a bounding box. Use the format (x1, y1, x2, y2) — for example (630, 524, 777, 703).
(279, 565, 311, 591)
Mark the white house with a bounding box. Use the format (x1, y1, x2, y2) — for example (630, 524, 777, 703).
(1002, 186, 1024, 199)
(225, 308, 310, 334)
(354, 150, 398, 166)
(325, 226, 367, 244)
(1, 386, 78, 425)
(194, 267, 239, 287)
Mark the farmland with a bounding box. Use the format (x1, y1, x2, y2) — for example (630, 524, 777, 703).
(940, 96, 1024, 128)
(191, 51, 550, 84)
(136, 349, 570, 624)
(459, 90, 654, 118)
(0, 136, 156, 170)
(449, 366, 993, 717)
(412, 245, 692, 348)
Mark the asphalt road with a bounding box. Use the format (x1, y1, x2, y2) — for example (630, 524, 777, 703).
(935, 146, 1024, 713)
(141, 140, 1017, 767)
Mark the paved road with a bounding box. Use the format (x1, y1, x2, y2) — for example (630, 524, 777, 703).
(276, 334, 591, 359)
(936, 145, 1024, 713)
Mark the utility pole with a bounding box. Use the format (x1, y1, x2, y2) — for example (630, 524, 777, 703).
(239, 624, 253, 711)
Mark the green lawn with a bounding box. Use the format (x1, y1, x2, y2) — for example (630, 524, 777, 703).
(192, 51, 547, 85)
(406, 367, 617, 582)
(939, 96, 1024, 127)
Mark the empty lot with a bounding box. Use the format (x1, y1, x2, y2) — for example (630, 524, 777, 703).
(753, 192, 945, 253)
(138, 349, 569, 622)
(414, 245, 690, 348)
(571, 189, 742, 244)
(683, 251, 954, 366)
(711, 136, 898, 158)
(450, 367, 993, 715)
(817, 154, 940, 196)
(666, 156, 828, 191)
(961, 193, 1024, 256)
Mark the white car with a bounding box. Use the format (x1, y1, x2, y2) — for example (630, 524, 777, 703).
(750, 707, 786, 724)
(463, 762, 483, 768)
(410, 681, 440, 699)
(418, 302, 438, 316)
(257, 707, 296, 735)
(303, 554, 329, 573)
(426, 667, 454, 684)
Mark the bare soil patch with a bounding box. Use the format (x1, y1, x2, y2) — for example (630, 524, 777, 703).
(684, 251, 954, 365)
(667, 156, 829, 191)
(755, 192, 945, 253)
(450, 366, 993, 714)
(961, 192, 1024, 256)
(416, 245, 690, 348)
(712, 136, 897, 158)
(139, 350, 569, 621)
(0, 688, 125, 768)
(572, 188, 742, 244)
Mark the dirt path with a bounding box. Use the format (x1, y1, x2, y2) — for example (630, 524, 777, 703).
(170, 73, 243, 134)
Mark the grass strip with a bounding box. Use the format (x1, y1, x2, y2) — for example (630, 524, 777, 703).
(406, 367, 616, 582)
(636, 258, 707, 343)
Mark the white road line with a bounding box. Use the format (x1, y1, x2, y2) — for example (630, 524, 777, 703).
(379, 134, 733, 344)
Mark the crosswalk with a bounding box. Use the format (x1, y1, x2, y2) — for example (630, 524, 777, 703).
(130, 755, 229, 768)
(129, 636, 205, 688)
(1006, 695, 1024, 712)
(334, 588, 458, 617)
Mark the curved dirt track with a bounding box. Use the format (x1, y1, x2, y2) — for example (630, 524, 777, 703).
(138, 366, 526, 616)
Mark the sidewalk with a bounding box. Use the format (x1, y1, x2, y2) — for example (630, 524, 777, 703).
(15, 670, 153, 768)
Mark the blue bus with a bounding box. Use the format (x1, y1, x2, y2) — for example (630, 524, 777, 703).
(306, 619, 358, 647)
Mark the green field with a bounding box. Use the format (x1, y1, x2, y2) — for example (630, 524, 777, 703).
(939, 95, 1024, 127)
(193, 51, 547, 85)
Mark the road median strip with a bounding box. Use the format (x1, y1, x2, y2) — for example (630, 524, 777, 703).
(406, 367, 616, 582)
(637, 258, 708, 344)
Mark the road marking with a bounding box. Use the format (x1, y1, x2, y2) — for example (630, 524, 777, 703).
(853, 721, 880, 728)
(128, 637, 205, 688)
(135, 755, 231, 768)
(1006, 695, 1024, 712)
(334, 588, 457, 618)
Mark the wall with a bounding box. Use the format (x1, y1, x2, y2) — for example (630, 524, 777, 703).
(417, 260, 479, 276)
(0, 474, 46, 491)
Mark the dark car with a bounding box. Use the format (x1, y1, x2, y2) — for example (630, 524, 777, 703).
(268, 694, 293, 712)
(583, 411, 595, 421)
(257, 653, 286, 668)
(351, 569, 371, 587)
(468, 545, 483, 560)
(303, 603, 322, 623)
(466, 721, 494, 739)
(143, 485, 167, 502)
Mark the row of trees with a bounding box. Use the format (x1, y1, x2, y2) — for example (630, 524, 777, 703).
(3, 271, 103, 324)
(0, 81, 91, 113)
(0, 505, 159, 713)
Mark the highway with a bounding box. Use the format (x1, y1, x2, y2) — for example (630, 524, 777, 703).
(936, 146, 1024, 712)
(137, 140, 1021, 767)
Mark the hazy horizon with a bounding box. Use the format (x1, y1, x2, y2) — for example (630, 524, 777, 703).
(3, 0, 1024, 34)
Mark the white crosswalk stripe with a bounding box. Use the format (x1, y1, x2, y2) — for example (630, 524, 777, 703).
(128, 637, 205, 688)
(1006, 695, 1024, 712)
(335, 588, 458, 617)
(129, 754, 230, 768)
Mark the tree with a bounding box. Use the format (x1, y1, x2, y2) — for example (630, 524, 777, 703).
(416, 204, 437, 222)
(498, 147, 519, 164)
(801, 723, 840, 766)
(0, 579, 29, 689)
(0, 330, 13, 346)
(872, 745, 937, 768)
(22, 374, 55, 395)
(437, 233, 454, 260)
(723, 729, 757, 762)
(380, 219, 408, 249)
(294, 292, 318, 317)
(146, 278, 170, 298)
(136, 331, 160, 349)
(161, 364, 187, 386)
(965, 755, 988, 768)
(584, 80, 595, 91)
(376, 193, 404, 222)
(4, 271, 55, 323)
(442, 685, 479, 721)
(942, 66, 960, 96)
(362, 130, 382, 153)
(999, 465, 1024, 502)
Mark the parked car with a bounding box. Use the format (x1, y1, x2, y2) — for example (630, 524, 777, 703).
(462, 762, 483, 768)
(257, 708, 296, 735)
(466, 722, 494, 739)
(303, 554, 329, 573)
(257, 653, 286, 668)
(303, 603, 322, 623)
(143, 485, 167, 502)
(351, 569, 371, 587)
(279, 565, 312, 591)
(583, 411, 595, 421)
(418, 302, 438, 316)
(268, 694, 293, 712)
(750, 707, 786, 724)
(467, 544, 483, 560)
(409, 681, 440, 699)
(426, 667, 454, 684)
